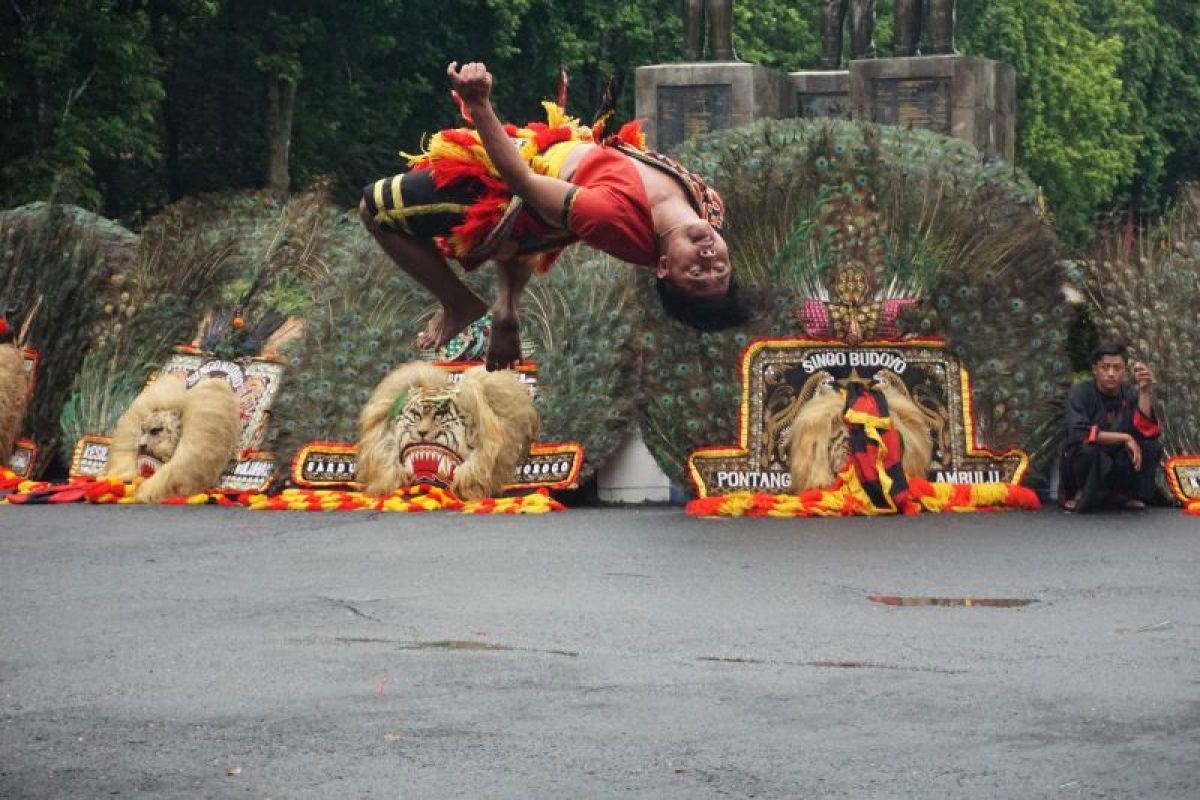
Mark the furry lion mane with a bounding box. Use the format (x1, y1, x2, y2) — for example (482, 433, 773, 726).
(789, 384, 933, 491)
(357, 361, 539, 500)
(0, 343, 28, 464)
(108, 375, 241, 503)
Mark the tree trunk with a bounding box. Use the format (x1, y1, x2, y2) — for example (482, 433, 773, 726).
(265, 75, 297, 199)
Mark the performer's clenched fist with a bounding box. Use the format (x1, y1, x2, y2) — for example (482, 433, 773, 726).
(447, 61, 492, 106)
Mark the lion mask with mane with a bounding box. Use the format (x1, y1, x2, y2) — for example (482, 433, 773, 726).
(0, 341, 28, 464)
(108, 375, 241, 503)
(356, 362, 539, 500)
(788, 369, 933, 491)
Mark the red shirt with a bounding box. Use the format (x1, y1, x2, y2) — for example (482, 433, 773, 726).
(566, 147, 658, 266)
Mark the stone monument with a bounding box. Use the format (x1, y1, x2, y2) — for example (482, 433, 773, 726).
(635, 0, 786, 151)
(683, 0, 737, 62)
(788, 0, 1015, 161)
(821, 0, 877, 68)
(850, 55, 1015, 162)
(894, 0, 957, 57)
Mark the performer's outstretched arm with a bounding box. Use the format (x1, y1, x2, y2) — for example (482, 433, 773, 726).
(447, 61, 575, 226)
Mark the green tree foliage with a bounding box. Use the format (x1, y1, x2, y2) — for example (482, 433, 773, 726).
(1078, 0, 1200, 214)
(2, 0, 1199, 249)
(0, 1, 166, 210)
(958, 0, 1137, 243)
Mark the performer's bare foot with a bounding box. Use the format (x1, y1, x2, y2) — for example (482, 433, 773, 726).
(485, 307, 522, 371)
(1122, 498, 1147, 511)
(1061, 492, 1080, 513)
(416, 296, 488, 351)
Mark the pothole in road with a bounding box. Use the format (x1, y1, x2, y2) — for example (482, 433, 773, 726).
(867, 594, 1037, 608)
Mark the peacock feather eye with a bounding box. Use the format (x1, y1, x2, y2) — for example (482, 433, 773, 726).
(675, 363, 692, 376)
(659, 395, 674, 408)
(685, 418, 701, 433)
(1009, 298, 1025, 314)
(690, 388, 707, 404)
(840, 182, 853, 194)
(855, 174, 868, 187)
(334, 355, 347, 368)
(833, 143, 846, 156)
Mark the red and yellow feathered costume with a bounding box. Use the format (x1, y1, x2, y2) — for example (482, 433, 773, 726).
(363, 100, 724, 273)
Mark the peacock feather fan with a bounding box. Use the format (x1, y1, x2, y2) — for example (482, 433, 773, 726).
(637, 118, 1068, 490)
(522, 248, 640, 484)
(1080, 197, 1200, 456)
(59, 182, 331, 465)
(0, 203, 127, 475)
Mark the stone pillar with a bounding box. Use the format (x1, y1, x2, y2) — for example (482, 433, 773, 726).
(850, 55, 1015, 162)
(789, 70, 852, 119)
(635, 62, 788, 152)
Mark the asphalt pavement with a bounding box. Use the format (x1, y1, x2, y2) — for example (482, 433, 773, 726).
(1, 504, 1198, 799)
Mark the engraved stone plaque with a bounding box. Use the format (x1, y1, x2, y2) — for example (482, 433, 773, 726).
(797, 91, 852, 120)
(656, 84, 732, 152)
(872, 77, 950, 133)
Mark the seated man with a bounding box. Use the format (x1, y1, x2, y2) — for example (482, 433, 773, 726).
(1060, 343, 1163, 512)
(359, 61, 748, 371)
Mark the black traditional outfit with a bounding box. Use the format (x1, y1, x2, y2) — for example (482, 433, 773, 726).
(1060, 380, 1162, 511)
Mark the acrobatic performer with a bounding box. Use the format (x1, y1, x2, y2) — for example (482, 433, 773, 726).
(1060, 344, 1163, 512)
(360, 61, 747, 371)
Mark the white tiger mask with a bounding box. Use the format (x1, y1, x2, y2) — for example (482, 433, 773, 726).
(356, 362, 539, 500)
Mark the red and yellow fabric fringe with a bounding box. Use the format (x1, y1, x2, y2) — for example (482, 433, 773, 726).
(0, 467, 45, 494)
(1, 474, 563, 514)
(405, 98, 645, 270)
(243, 485, 563, 514)
(686, 464, 1039, 518)
(1186, 499, 1200, 516)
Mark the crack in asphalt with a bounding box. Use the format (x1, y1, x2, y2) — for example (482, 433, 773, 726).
(697, 656, 966, 674)
(316, 595, 383, 623)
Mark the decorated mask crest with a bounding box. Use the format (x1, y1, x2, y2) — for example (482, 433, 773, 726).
(356, 361, 539, 500)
